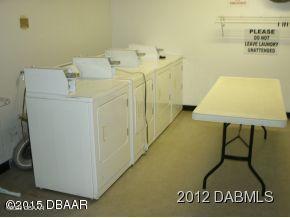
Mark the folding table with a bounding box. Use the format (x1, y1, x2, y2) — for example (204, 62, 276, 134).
(192, 76, 287, 195)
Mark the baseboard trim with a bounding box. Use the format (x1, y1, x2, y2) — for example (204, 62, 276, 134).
(184, 105, 290, 119)
(0, 160, 10, 175)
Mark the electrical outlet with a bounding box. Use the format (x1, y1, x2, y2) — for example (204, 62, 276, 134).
(20, 16, 29, 29)
(0, 122, 20, 162)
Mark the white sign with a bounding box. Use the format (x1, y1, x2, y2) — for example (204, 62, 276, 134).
(244, 29, 280, 55)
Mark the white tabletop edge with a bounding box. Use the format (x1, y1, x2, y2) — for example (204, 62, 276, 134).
(192, 77, 288, 128)
(192, 112, 287, 128)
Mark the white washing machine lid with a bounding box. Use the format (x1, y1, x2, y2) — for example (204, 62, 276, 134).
(116, 55, 182, 78)
(71, 79, 128, 100)
(27, 79, 128, 104)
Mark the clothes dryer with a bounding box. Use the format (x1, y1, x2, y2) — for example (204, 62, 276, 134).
(25, 68, 131, 199)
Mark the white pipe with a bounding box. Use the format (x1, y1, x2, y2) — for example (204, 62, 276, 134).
(0, 188, 21, 198)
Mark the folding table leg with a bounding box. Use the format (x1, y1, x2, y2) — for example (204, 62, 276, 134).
(261, 126, 267, 140)
(248, 125, 266, 196)
(203, 124, 266, 196)
(203, 123, 229, 189)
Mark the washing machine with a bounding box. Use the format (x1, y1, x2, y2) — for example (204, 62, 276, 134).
(72, 56, 150, 164)
(116, 62, 156, 146)
(24, 67, 131, 199)
(114, 71, 147, 163)
(104, 49, 160, 147)
(119, 55, 183, 142)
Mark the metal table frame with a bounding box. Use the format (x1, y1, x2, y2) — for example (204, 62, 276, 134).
(202, 123, 267, 195)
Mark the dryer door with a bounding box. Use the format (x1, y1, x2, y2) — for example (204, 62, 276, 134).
(156, 68, 171, 137)
(146, 79, 155, 144)
(96, 93, 130, 188)
(171, 62, 183, 120)
(133, 83, 147, 161)
(135, 83, 146, 133)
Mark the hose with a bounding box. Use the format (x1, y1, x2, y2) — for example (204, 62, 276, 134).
(13, 136, 32, 170)
(13, 76, 32, 170)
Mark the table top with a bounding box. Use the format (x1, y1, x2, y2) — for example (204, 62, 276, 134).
(192, 77, 287, 128)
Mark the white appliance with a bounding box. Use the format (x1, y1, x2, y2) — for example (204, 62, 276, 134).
(73, 58, 115, 79)
(105, 49, 140, 68)
(155, 57, 183, 138)
(114, 71, 148, 163)
(129, 44, 159, 61)
(155, 65, 172, 137)
(119, 55, 184, 142)
(116, 62, 157, 146)
(24, 67, 131, 199)
(170, 60, 183, 121)
(71, 57, 148, 164)
(70, 53, 183, 163)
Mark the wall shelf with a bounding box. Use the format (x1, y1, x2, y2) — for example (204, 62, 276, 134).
(216, 16, 290, 38)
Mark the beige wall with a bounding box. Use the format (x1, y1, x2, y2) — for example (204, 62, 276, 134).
(0, 0, 112, 163)
(112, 0, 290, 110)
(1, 0, 289, 164)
